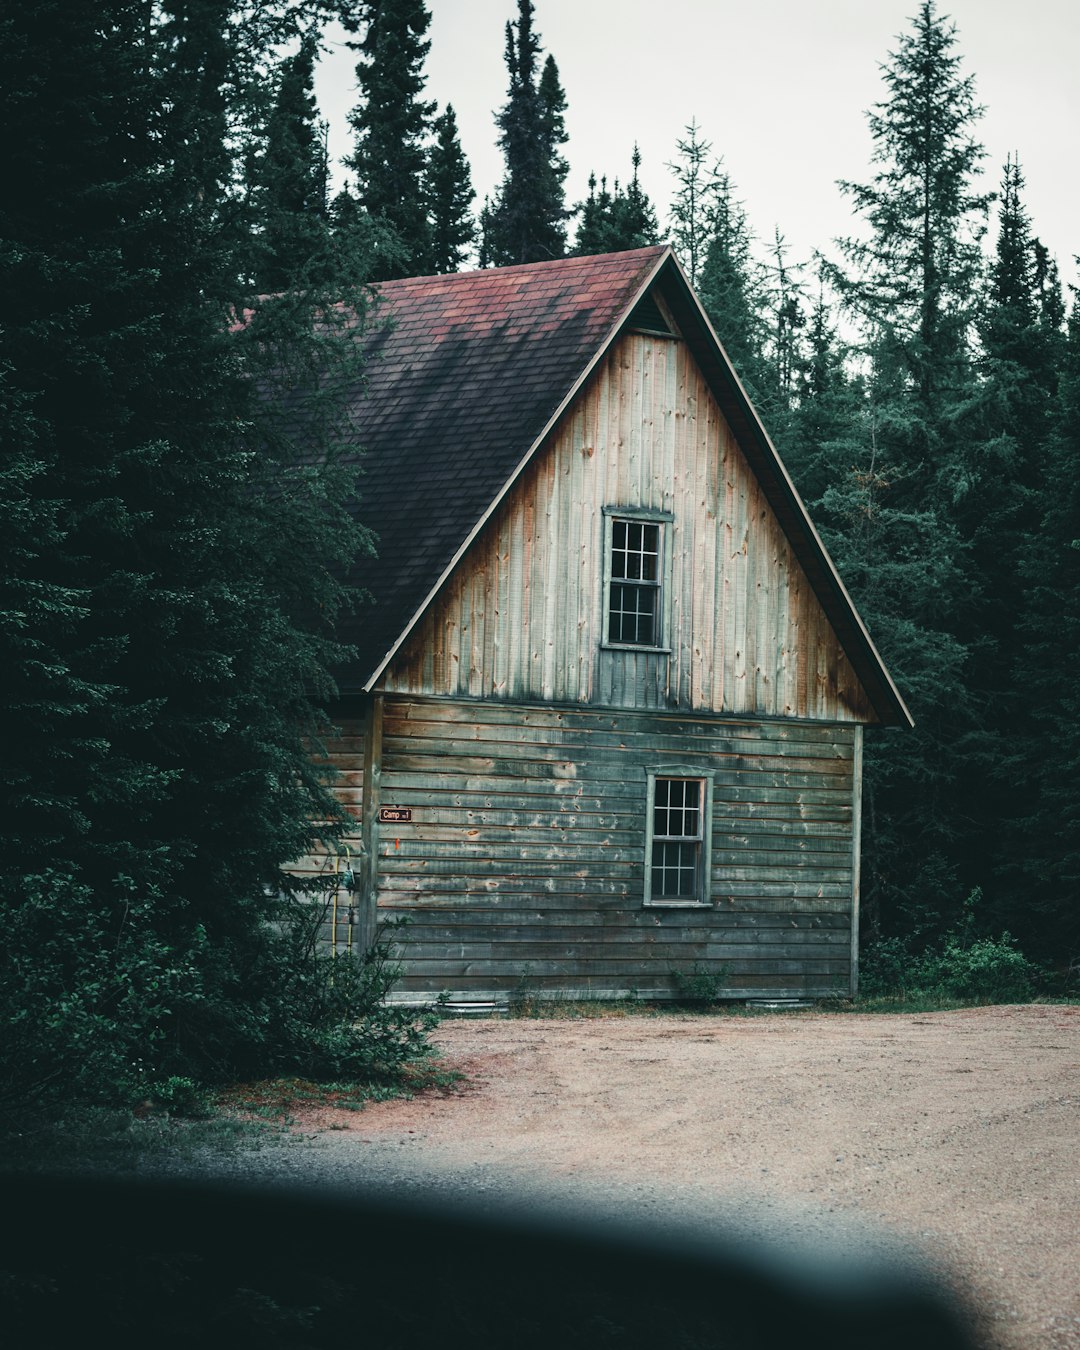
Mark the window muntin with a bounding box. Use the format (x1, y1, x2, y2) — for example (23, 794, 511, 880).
(607, 517, 662, 647)
(651, 777, 704, 900)
(645, 772, 712, 907)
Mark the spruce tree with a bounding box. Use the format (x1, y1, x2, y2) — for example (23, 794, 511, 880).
(666, 120, 720, 286)
(426, 104, 476, 273)
(573, 147, 659, 255)
(834, 0, 989, 411)
(757, 230, 807, 424)
(696, 167, 765, 394)
(484, 0, 569, 265)
(1011, 292, 1080, 959)
(251, 31, 331, 293)
(344, 0, 435, 277)
(821, 0, 990, 942)
(0, 0, 392, 1104)
(967, 161, 1070, 954)
(620, 146, 661, 248)
(778, 272, 865, 505)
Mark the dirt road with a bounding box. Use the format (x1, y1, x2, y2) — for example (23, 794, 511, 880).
(280, 1004, 1078, 1349)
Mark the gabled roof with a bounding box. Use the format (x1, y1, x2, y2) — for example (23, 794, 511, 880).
(341, 246, 912, 728)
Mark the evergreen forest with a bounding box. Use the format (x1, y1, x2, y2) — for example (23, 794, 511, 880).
(2, 0, 1077, 1112)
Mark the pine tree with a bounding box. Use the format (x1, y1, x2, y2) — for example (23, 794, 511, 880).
(344, 0, 435, 277)
(251, 32, 331, 293)
(1011, 293, 1080, 959)
(967, 161, 1070, 954)
(666, 120, 720, 286)
(426, 103, 476, 273)
(696, 166, 765, 393)
(484, 0, 569, 266)
(0, 0, 390, 1103)
(821, 0, 991, 942)
(573, 147, 659, 255)
(834, 0, 989, 412)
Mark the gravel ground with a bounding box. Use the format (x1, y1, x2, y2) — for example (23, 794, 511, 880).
(189, 1003, 1079, 1350)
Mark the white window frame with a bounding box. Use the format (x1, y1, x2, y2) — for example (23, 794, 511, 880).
(643, 767, 714, 908)
(601, 506, 673, 652)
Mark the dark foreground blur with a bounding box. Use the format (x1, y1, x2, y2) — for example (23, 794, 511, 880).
(0, 1174, 980, 1349)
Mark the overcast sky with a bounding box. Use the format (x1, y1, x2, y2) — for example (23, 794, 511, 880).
(315, 0, 1078, 290)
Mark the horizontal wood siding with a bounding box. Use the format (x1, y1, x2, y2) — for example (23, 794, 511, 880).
(375, 696, 856, 1000)
(385, 333, 872, 723)
(287, 716, 366, 953)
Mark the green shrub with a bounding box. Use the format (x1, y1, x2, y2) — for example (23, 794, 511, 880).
(670, 962, 727, 1004)
(919, 934, 1037, 1003)
(860, 889, 1039, 1005)
(859, 936, 916, 998)
(0, 869, 434, 1119)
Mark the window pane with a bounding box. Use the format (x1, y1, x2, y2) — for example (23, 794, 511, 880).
(611, 519, 659, 586)
(652, 841, 699, 898)
(612, 519, 627, 569)
(609, 582, 655, 645)
(654, 778, 700, 839)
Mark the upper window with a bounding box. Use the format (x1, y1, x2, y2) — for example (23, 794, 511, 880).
(603, 509, 672, 650)
(643, 771, 713, 907)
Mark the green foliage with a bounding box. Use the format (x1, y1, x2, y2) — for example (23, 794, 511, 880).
(248, 31, 332, 294)
(426, 104, 476, 272)
(343, 0, 436, 277)
(573, 146, 659, 255)
(670, 963, 727, 1004)
(860, 891, 1039, 1004)
(0, 0, 434, 1113)
(483, 0, 569, 265)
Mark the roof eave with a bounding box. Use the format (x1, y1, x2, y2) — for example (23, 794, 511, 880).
(653, 252, 914, 729)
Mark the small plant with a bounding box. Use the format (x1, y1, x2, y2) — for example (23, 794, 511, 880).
(670, 962, 727, 1004)
(141, 1076, 212, 1119)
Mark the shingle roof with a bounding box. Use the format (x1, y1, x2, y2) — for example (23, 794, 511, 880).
(339, 246, 912, 727)
(340, 247, 666, 689)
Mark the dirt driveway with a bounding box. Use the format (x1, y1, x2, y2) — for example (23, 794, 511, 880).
(287, 1003, 1079, 1350)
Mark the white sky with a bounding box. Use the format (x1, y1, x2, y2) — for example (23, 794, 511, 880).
(315, 0, 1078, 290)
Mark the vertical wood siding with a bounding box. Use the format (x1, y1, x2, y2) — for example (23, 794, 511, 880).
(385, 332, 872, 722)
(375, 696, 856, 1000)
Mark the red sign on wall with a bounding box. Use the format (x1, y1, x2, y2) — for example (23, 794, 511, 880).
(378, 806, 412, 824)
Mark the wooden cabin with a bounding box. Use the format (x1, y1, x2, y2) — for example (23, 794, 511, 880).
(293, 245, 912, 1004)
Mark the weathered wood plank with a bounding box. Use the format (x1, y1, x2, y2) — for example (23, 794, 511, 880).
(384, 334, 874, 722)
(380, 887, 854, 908)
(389, 910, 850, 933)
(401, 938, 851, 964)
(396, 956, 850, 978)
(357, 693, 860, 998)
(383, 696, 858, 742)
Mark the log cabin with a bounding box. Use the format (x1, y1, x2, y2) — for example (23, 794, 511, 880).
(294, 245, 912, 1004)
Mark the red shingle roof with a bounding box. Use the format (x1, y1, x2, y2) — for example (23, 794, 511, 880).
(341, 247, 666, 688)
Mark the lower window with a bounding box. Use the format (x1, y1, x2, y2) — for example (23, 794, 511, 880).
(644, 773, 712, 906)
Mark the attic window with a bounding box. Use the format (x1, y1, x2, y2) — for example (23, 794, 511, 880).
(602, 507, 673, 652)
(610, 519, 660, 643)
(625, 292, 675, 336)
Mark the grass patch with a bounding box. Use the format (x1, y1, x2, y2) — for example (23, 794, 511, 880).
(216, 1060, 465, 1125)
(1, 1060, 465, 1173)
(0, 1102, 282, 1175)
(495, 992, 1080, 1020)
